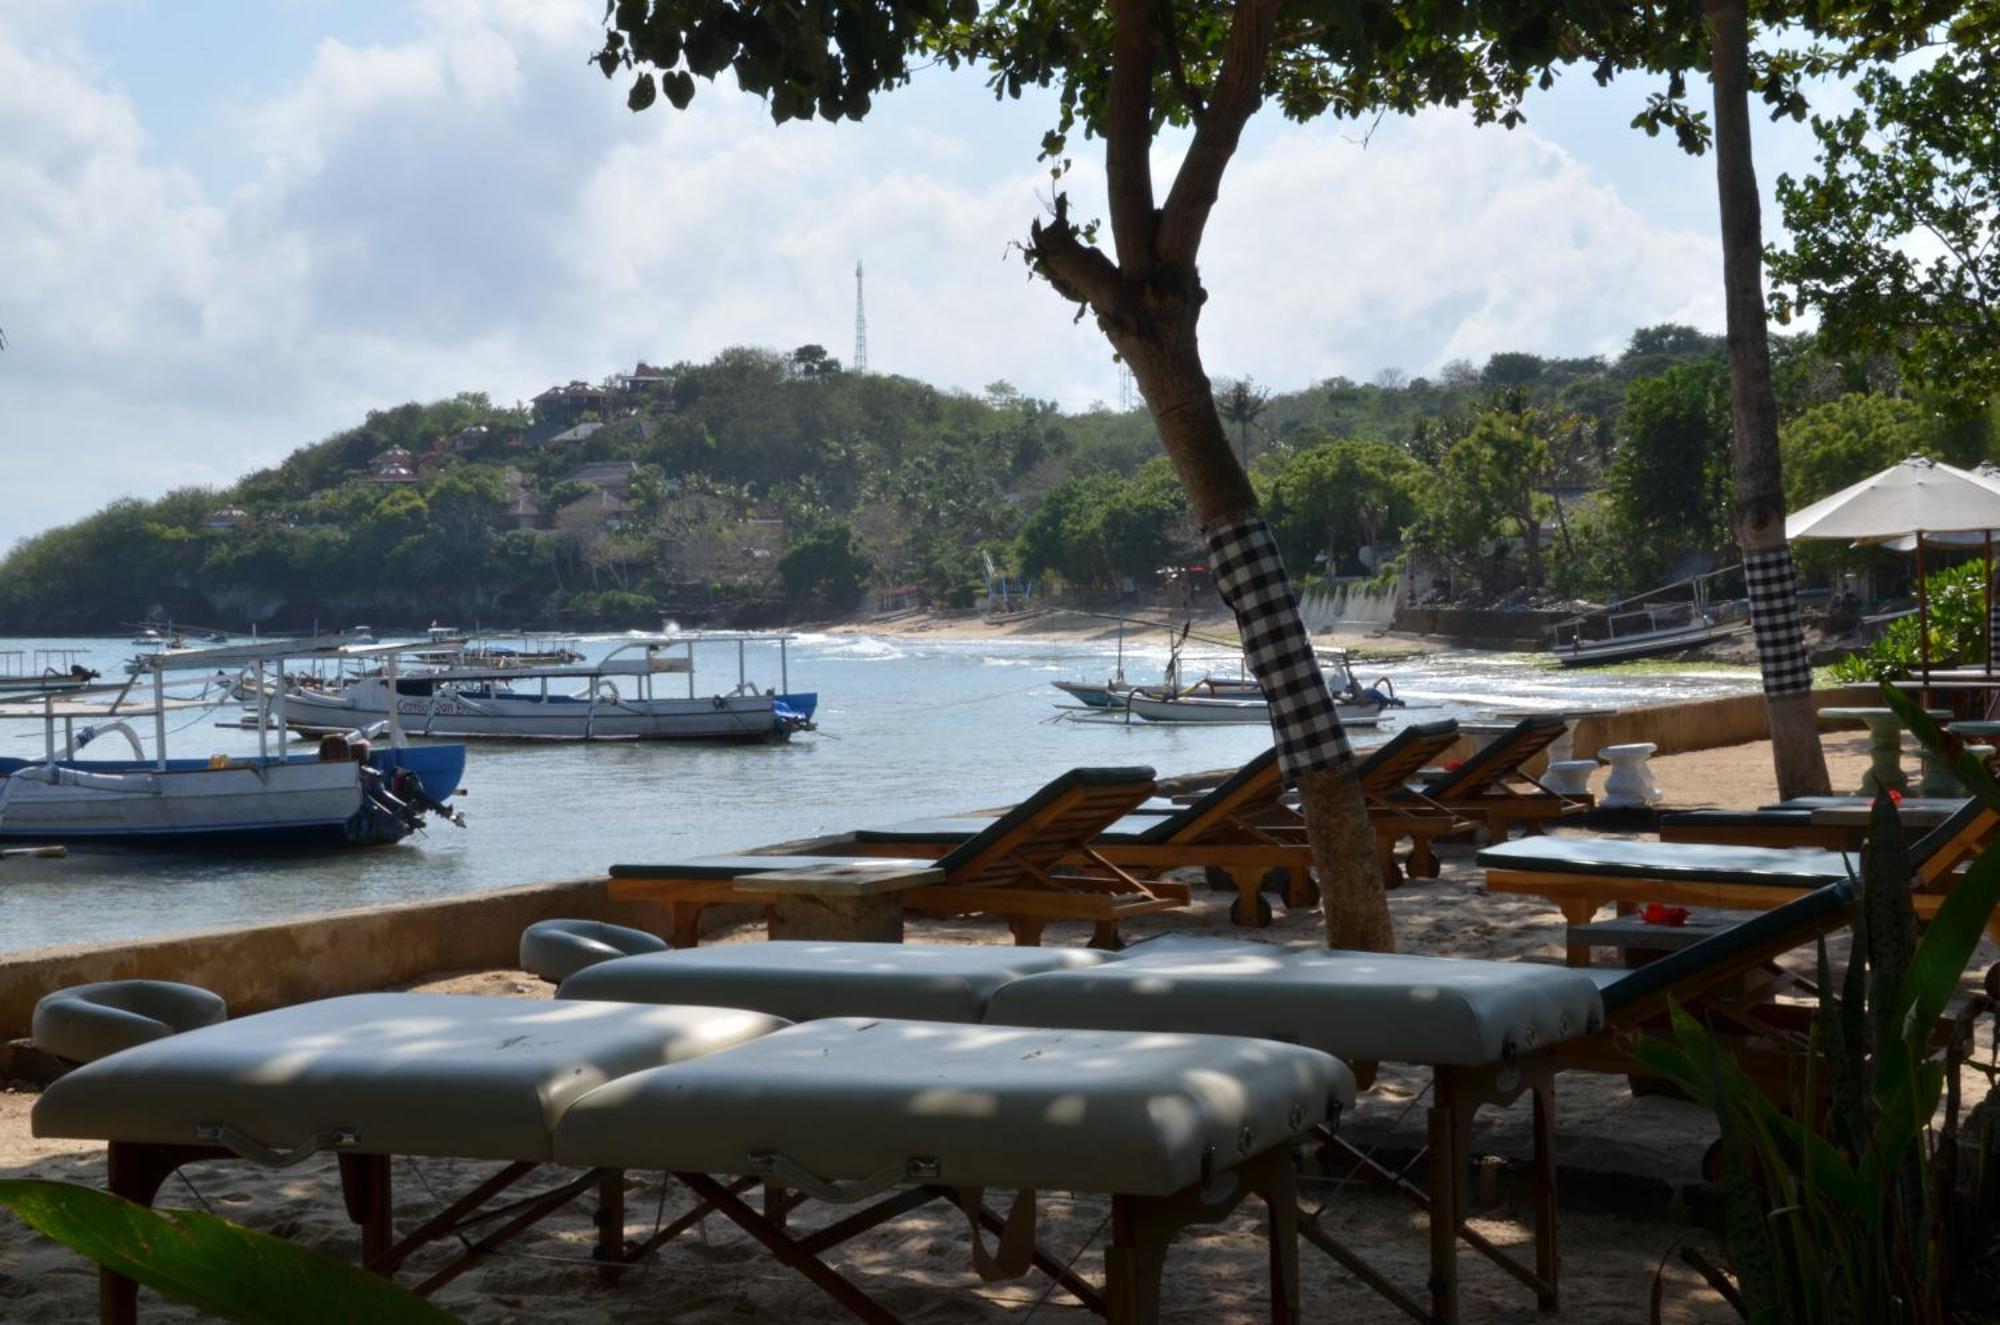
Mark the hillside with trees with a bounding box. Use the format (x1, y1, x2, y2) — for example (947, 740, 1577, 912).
(0, 326, 1991, 633)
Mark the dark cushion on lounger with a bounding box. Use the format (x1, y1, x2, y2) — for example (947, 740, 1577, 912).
(1475, 835, 1854, 889)
(1659, 809, 1818, 832)
(610, 853, 938, 880)
(1596, 879, 1855, 1015)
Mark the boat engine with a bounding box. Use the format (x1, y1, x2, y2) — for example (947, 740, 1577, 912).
(1360, 677, 1406, 709)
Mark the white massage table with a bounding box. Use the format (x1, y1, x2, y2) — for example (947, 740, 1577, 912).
(34, 992, 1351, 1325)
(558, 936, 1608, 1324)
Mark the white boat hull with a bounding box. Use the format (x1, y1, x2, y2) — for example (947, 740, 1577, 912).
(0, 759, 365, 842)
(283, 678, 797, 742)
(1122, 694, 1383, 727)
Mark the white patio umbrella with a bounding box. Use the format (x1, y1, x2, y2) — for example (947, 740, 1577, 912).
(1787, 455, 2000, 683)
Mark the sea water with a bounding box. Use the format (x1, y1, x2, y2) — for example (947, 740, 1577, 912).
(0, 632, 1758, 953)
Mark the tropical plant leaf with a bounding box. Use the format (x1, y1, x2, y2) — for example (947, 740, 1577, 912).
(1859, 788, 1918, 1067)
(1817, 937, 1868, 1157)
(1875, 843, 2000, 1099)
(0, 1179, 460, 1325)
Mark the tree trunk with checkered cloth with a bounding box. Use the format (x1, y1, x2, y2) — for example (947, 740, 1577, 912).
(1705, 0, 1832, 798)
(1026, 0, 1394, 951)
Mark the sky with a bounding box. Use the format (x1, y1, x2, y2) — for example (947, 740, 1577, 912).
(0, 0, 1850, 551)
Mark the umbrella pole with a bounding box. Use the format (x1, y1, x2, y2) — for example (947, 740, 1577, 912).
(1987, 531, 1994, 677)
(1917, 531, 1932, 707)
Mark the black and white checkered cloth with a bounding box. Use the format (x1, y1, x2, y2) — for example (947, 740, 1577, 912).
(1742, 546, 1814, 697)
(1207, 515, 1353, 782)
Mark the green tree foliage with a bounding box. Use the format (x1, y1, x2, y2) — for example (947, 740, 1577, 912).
(1606, 361, 1734, 577)
(1267, 436, 1424, 576)
(1015, 459, 1191, 588)
(1412, 405, 1554, 589)
(779, 521, 873, 608)
(1778, 392, 1961, 510)
(1771, 47, 2000, 412)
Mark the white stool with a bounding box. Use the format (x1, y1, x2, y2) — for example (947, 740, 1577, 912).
(1598, 742, 1662, 808)
(1543, 759, 1599, 797)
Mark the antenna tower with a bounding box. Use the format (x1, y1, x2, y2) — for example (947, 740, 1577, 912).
(1117, 364, 1136, 411)
(853, 260, 868, 374)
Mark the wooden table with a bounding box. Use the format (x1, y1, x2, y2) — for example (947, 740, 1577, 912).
(740, 861, 944, 942)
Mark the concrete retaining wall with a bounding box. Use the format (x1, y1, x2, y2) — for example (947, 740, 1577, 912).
(1436, 685, 1879, 770)
(0, 878, 757, 1044)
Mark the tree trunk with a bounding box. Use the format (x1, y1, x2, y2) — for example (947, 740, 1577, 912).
(1522, 513, 1543, 589)
(1117, 317, 1394, 952)
(1705, 0, 1832, 798)
(1023, 0, 1391, 951)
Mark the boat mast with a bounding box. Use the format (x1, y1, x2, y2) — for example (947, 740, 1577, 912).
(152, 666, 167, 772)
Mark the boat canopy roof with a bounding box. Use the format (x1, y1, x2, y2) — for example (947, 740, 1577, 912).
(0, 695, 213, 720)
(137, 634, 449, 671)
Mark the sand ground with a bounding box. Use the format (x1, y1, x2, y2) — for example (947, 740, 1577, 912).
(1, 731, 1992, 1324)
(825, 604, 1433, 659)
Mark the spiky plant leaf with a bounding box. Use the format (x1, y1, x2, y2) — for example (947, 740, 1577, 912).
(0, 1180, 459, 1325)
(1818, 937, 1869, 1157)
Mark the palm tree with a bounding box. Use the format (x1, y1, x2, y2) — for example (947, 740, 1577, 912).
(1217, 378, 1270, 470)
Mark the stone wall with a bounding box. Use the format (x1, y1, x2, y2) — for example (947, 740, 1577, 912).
(0, 878, 756, 1044)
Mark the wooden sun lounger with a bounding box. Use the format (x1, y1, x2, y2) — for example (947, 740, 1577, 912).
(839, 728, 1469, 929)
(1479, 800, 2000, 964)
(608, 766, 1190, 948)
(1402, 714, 1590, 841)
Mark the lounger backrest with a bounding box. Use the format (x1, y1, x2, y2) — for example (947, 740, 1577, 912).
(1421, 715, 1568, 800)
(1354, 720, 1461, 798)
(1598, 878, 1855, 1016)
(937, 765, 1158, 886)
(1141, 748, 1283, 844)
(1909, 797, 1999, 877)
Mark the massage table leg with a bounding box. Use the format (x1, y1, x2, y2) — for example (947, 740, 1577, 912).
(1426, 1092, 1460, 1325)
(338, 1153, 392, 1266)
(1008, 916, 1047, 946)
(1107, 1146, 1298, 1325)
(1408, 834, 1442, 880)
(1559, 899, 1601, 966)
(1533, 1081, 1559, 1310)
(595, 1170, 627, 1284)
(102, 1142, 227, 1325)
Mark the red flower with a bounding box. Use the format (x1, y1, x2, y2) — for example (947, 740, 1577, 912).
(1443, 759, 1465, 772)
(1887, 788, 1904, 804)
(1642, 903, 1691, 927)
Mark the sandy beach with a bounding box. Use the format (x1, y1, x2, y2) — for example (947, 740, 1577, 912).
(824, 604, 1436, 659)
(0, 730, 1990, 1324)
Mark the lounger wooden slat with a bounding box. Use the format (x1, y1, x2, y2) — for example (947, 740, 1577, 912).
(1403, 715, 1589, 841)
(609, 766, 1186, 947)
(839, 728, 1470, 929)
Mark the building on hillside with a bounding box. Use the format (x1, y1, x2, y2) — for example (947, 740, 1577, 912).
(563, 460, 641, 497)
(535, 420, 604, 450)
(530, 381, 609, 435)
(444, 424, 496, 455)
(504, 488, 547, 531)
(362, 447, 421, 486)
(609, 362, 670, 394)
(204, 507, 249, 530)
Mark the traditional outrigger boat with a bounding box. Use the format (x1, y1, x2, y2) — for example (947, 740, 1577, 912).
(0, 639, 465, 848)
(279, 635, 815, 743)
(1548, 568, 1750, 667)
(0, 650, 99, 696)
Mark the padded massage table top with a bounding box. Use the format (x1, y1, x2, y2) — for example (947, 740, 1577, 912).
(988, 935, 1604, 1066)
(560, 936, 1604, 1068)
(552, 1017, 1354, 1197)
(32, 994, 787, 1162)
(1476, 834, 1854, 887)
(561, 941, 1116, 1023)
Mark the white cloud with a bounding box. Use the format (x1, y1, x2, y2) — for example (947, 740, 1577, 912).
(0, 3, 1740, 551)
